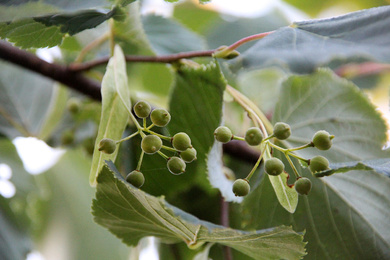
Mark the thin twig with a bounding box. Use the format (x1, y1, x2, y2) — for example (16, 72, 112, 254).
(220, 196, 233, 260)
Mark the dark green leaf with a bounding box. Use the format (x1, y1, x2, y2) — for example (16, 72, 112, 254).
(142, 14, 207, 55)
(232, 6, 390, 73)
(315, 158, 390, 177)
(273, 69, 387, 163)
(92, 161, 306, 259)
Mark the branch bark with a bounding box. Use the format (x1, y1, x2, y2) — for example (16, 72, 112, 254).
(0, 41, 101, 100)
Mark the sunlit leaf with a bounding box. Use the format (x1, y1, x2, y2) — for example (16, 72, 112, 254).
(92, 161, 306, 260)
(89, 45, 130, 186)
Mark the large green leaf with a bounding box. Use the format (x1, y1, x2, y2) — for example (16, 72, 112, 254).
(89, 45, 130, 186)
(0, 61, 62, 139)
(240, 69, 390, 258)
(168, 62, 229, 199)
(92, 161, 306, 260)
(242, 168, 390, 259)
(142, 14, 207, 55)
(231, 6, 390, 74)
(273, 69, 388, 163)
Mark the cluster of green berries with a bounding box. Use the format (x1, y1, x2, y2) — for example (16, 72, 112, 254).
(214, 123, 334, 197)
(98, 100, 197, 188)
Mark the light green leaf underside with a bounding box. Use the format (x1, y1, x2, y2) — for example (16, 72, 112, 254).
(89, 45, 130, 186)
(231, 6, 390, 73)
(268, 172, 298, 213)
(273, 69, 387, 163)
(92, 161, 306, 260)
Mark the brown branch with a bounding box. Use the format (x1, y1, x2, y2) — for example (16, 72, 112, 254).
(0, 41, 102, 101)
(69, 50, 215, 72)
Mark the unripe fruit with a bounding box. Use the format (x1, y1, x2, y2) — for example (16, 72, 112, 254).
(214, 126, 232, 143)
(67, 98, 81, 114)
(309, 156, 330, 173)
(98, 138, 116, 154)
(126, 170, 145, 188)
(141, 135, 162, 154)
(151, 108, 171, 127)
(232, 179, 250, 197)
(273, 122, 291, 140)
(61, 130, 75, 145)
(245, 127, 263, 146)
(134, 100, 151, 118)
(312, 130, 333, 150)
(294, 177, 312, 195)
(180, 147, 197, 163)
(167, 156, 186, 175)
(265, 157, 285, 176)
(172, 132, 192, 152)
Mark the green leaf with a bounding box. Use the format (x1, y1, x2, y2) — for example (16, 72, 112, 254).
(273, 69, 387, 163)
(0, 19, 63, 48)
(142, 14, 207, 55)
(0, 61, 60, 138)
(92, 161, 306, 260)
(232, 6, 390, 73)
(315, 158, 390, 177)
(267, 172, 298, 214)
(242, 168, 390, 259)
(168, 62, 227, 198)
(0, 9, 116, 48)
(89, 45, 130, 186)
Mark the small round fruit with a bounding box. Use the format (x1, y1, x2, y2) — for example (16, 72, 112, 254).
(232, 179, 250, 197)
(134, 100, 151, 118)
(214, 126, 232, 143)
(61, 130, 75, 145)
(141, 135, 162, 154)
(312, 130, 333, 150)
(294, 177, 312, 195)
(180, 147, 197, 163)
(265, 157, 285, 176)
(167, 156, 186, 175)
(309, 156, 330, 173)
(151, 108, 171, 127)
(245, 127, 263, 146)
(98, 138, 116, 154)
(273, 122, 291, 140)
(126, 170, 145, 188)
(67, 98, 81, 114)
(172, 132, 192, 152)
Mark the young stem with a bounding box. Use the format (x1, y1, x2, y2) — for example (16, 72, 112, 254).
(136, 151, 144, 171)
(143, 118, 147, 129)
(285, 154, 301, 178)
(143, 129, 171, 141)
(232, 136, 245, 141)
(157, 151, 169, 160)
(287, 142, 314, 152)
(226, 31, 274, 52)
(75, 31, 110, 63)
(116, 130, 140, 144)
(161, 145, 177, 153)
(245, 150, 264, 181)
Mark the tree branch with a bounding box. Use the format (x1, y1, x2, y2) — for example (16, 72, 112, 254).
(0, 41, 102, 101)
(68, 50, 215, 72)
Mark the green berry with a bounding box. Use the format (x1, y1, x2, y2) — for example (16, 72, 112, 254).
(265, 157, 285, 176)
(232, 179, 250, 197)
(172, 132, 192, 152)
(126, 170, 145, 188)
(98, 138, 116, 154)
(273, 122, 291, 140)
(180, 147, 197, 163)
(67, 98, 81, 114)
(134, 100, 151, 118)
(151, 108, 171, 127)
(167, 156, 186, 175)
(309, 155, 330, 173)
(214, 126, 232, 143)
(294, 177, 312, 195)
(141, 135, 162, 154)
(245, 127, 263, 146)
(312, 130, 333, 150)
